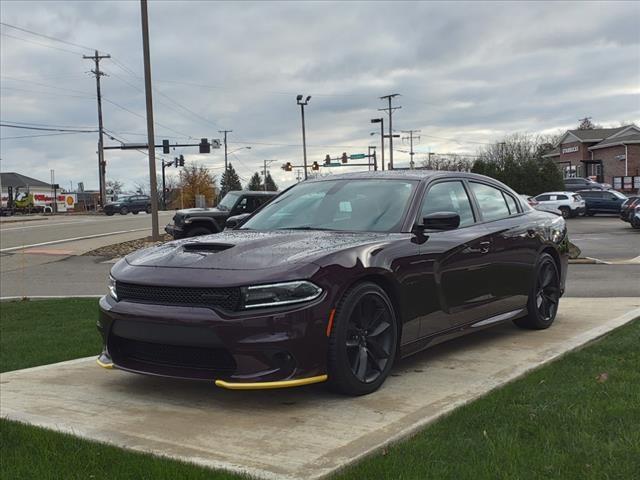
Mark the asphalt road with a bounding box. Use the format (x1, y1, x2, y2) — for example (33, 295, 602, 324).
(565, 215, 639, 262)
(0, 212, 174, 252)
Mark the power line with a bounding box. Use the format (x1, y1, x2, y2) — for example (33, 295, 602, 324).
(0, 131, 88, 140)
(0, 21, 97, 52)
(0, 123, 98, 133)
(0, 120, 97, 129)
(0, 32, 85, 56)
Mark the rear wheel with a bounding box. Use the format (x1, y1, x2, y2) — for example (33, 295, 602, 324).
(132, 211, 139, 215)
(119, 206, 128, 215)
(327, 282, 398, 396)
(514, 253, 560, 330)
(145, 205, 151, 214)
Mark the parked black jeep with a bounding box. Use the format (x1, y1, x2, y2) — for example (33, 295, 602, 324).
(165, 191, 276, 239)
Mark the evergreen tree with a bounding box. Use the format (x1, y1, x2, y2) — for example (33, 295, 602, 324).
(247, 172, 263, 191)
(264, 172, 278, 191)
(219, 163, 243, 198)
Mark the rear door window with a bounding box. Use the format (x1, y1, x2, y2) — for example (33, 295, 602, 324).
(556, 195, 568, 201)
(536, 194, 550, 201)
(469, 182, 511, 222)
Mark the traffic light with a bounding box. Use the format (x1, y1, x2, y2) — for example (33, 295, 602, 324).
(179, 155, 185, 167)
(162, 139, 170, 154)
(199, 138, 210, 154)
(324, 154, 331, 166)
(311, 161, 319, 171)
(282, 162, 293, 172)
(173, 157, 179, 168)
(341, 152, 348, 163)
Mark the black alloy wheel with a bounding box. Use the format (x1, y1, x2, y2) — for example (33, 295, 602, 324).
(119, 206, 129, 215)
(328, 282, 398, 395)
(515, 253, 560, 330)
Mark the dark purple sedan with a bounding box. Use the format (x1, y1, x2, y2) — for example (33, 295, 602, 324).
(97, 171, 569, 395)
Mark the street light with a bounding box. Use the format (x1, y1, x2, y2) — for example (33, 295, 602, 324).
(371, 118, 385, 171)
(227, 146, 251, 156)
(297, 94, 311, 179)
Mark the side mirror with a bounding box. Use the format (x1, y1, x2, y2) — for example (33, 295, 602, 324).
(225, 213, 251, 229)
(421, 211, 460, 231)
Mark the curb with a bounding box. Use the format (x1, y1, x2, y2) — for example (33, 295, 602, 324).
(0, 295, 102, 302)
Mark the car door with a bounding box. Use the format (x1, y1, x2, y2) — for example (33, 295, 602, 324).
(534, 194, 553, 213)
(412, 180, 495, 338)
(467, 181, 537, 320)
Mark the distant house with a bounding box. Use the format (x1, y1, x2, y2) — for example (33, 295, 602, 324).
(543, 125, 640, 191)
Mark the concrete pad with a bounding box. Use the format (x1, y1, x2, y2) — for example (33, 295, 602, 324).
(2, 297, 639, 480)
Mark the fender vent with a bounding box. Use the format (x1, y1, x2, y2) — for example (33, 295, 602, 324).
(183, 243, 234, 253)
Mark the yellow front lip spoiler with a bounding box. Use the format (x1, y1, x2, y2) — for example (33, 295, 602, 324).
(215, 374, 328, 390)
(96, 358, 114, 369)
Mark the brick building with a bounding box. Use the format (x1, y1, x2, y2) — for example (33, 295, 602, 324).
(543, 124, 640, 192)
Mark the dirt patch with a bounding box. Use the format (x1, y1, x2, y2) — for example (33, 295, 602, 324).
(83, 234, 172, 259)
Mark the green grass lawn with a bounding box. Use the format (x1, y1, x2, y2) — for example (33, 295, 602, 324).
(1, 299, 638, 479)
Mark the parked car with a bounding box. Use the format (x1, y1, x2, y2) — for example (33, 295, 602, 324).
(564, 177, 609, 191)
(165, 191, 276, 239)
(631, 205, 640, 229)
(620, 196, 640, 222)
(533, 192, 585, 218)
(103, 195, 151, 216)
(518, 194, 538, 208)
(578, 189, 627, 216)
(98, 171, 569, 395)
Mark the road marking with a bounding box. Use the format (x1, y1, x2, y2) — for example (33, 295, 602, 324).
(0, 228, 150, 253)
(0, 219, 99, 231)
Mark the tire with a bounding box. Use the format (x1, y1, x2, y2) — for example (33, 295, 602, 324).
(187, 226, 214, 237)
(119, 207, 128, 215)
(105, 211, 114, 216)
(559, 207, 570, 219)
(632, 217, 640, 229)
(514, 253, 560, 330)
(586, 211, 596, 216)
(132, 211, 139, 215)
(327, 282, 398, 396)
(145, 205, 151, 214)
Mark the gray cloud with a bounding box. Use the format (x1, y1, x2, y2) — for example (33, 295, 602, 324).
(1, 0, 639, 191)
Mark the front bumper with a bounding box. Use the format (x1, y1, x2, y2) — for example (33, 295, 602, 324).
(165, 223, 186, 239)
(97, 294, 332, 388)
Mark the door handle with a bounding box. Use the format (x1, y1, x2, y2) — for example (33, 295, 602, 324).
(479, 241, 491, 254)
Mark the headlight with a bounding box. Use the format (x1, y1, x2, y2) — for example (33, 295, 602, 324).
(108, 275, 118, 301)
(241, 281, 322, 309)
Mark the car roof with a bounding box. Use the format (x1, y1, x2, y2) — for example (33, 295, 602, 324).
(537, 191, 576, 195)
(304, 169, 502, 183)
(229, 190, 277, 196)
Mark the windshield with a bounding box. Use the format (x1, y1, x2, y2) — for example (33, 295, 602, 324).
(240, 179, 417, 232)
(217, 192, 240, 211)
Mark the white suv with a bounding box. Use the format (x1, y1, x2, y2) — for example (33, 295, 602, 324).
(534, 191, 586, 218)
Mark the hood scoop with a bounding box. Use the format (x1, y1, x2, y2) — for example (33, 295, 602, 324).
(183, 243, 234, 253)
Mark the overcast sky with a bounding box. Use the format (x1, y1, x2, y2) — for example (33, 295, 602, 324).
(1, 0, 639, 192)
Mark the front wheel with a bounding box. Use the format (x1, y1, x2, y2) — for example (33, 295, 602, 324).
(327, 282, 398, 396)
(559, 207, 570, 219)
(514, 253, 560, 330)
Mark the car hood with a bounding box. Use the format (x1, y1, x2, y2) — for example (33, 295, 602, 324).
(125, 229, 392, 270)
(177, 207, 225, 216)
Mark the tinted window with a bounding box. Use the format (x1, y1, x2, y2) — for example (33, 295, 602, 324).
(556, 195, 568, 200)
(503, 193, 519, 215)
(420, 181, 475, 227)
(579, 191, 597, 198)
(469, 182, 510, 221)
(536, 194, 551, 201)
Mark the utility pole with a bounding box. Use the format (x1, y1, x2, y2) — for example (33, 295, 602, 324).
(83, 49, 110, 208)
(379, 94, 401, 170)
(371, 118, 384, 170)
(402, 130, 421, 170)
(296, 95, 311, 179)
(263, 159, 277, 191)
(219, 130, 232, 171)
(140, 0, 159, 241)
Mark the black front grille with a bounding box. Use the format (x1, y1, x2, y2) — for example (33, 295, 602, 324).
(116, 281, 241, 311)
(110, 335, 236, 373)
